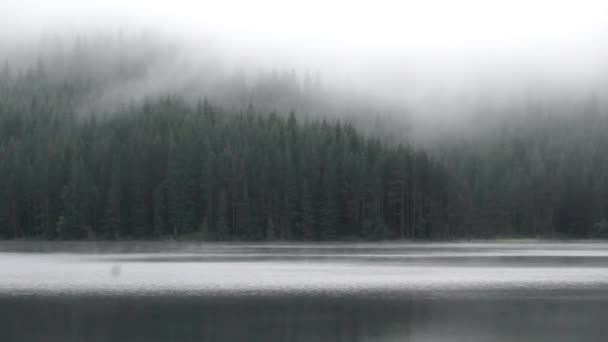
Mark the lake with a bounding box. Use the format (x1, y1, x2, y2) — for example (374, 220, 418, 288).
(1, 242, 608, 341)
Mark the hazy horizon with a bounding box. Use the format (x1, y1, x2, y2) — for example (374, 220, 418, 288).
(2, 0, 608, 140)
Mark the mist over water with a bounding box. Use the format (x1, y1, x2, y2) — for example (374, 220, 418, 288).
(2, 2, 608, 341)
(3, 242, 608, 295)
(2, 242, 608, 341)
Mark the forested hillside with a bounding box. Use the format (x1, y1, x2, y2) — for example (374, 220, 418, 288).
(435, 107, 608, 238)
(0, 64, 448, 240)
(1, 37, 608, 240)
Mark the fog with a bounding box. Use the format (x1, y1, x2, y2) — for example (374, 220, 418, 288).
(4, 8, 608, 340)
(2, 0, 608, 139)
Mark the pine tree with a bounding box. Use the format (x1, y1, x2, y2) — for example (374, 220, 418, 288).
(59, 158, 88, 239)
(103, 159, 122, 239)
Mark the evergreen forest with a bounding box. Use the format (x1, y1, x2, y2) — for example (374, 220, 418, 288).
(1, 37, 608, 240)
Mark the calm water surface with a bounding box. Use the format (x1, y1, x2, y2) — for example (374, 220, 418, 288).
(1, 242, 608, 341)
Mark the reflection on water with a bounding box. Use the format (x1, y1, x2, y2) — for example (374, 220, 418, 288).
(1, 242, 608, 341)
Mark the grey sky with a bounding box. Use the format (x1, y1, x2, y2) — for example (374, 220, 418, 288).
(2, 0, 608, 130)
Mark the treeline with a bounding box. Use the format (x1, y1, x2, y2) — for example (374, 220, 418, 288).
(0, 33, 410, 141)
(0, 69, 448, 240)
(2, 46, 608, 240)
(436, 105, 608, 238)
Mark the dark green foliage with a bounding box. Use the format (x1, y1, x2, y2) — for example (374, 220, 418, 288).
(0, 68, 447, 240)
(434, 107, 608, 238)
(2, 55, 607, 240)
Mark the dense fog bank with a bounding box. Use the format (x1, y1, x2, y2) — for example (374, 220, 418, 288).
(1, 52, 608, 239)
(2, 0, 608, 239)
